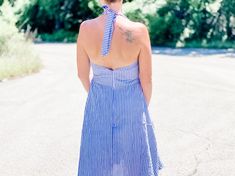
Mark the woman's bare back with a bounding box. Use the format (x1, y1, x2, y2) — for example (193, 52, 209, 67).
(77, 4, 152, 104)
(80, 14, 144, 69)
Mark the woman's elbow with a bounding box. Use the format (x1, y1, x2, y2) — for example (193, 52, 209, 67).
(77, 71, 82, 79)
(139, 73, 152, 84)
(77, 71, 86, 80)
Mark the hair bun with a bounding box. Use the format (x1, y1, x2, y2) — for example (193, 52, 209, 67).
(105, 0, 119, 3)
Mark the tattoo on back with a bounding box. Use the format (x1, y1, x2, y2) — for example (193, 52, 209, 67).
(118, 26, 135, 43)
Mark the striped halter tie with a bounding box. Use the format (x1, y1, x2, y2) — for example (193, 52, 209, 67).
(101, 4, 124, 56)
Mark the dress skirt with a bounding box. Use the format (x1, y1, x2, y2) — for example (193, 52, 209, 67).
(77, 61, 163, 176)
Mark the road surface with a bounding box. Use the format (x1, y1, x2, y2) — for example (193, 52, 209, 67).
(0, 44, 235, 176)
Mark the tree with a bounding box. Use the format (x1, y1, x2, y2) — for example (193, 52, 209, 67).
(17, 0, 99, 34)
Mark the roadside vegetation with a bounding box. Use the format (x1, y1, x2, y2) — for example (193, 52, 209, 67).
(0, 0, 42, 81)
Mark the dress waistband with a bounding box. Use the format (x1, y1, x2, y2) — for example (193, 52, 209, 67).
(91, 62, 140, 89)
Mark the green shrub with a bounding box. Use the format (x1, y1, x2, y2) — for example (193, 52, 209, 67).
(0, 0, 42, 81)
(17, 0, 99, 34)
(147, 13, 184, 46)
(38, 30, 77, 42)
(184, 40, 235, 49)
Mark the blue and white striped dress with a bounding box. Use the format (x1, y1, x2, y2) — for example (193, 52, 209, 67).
(77, 4, 163, 176)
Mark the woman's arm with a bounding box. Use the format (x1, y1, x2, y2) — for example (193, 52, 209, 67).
(76, 21, 91, 93)
(138, 24, 152, 107)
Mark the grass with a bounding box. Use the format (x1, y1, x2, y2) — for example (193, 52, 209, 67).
(0, 23, 43, 81)
(0, 40, 43, 81)
(0, 4, 43, 82)
(0, 0, 43, 81)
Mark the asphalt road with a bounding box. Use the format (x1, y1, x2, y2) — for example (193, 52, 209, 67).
(0, 44, 235, 176)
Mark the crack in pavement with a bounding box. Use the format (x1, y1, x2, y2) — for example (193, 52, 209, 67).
(186, 154, 200, 176)
(174, 128, 213, 176)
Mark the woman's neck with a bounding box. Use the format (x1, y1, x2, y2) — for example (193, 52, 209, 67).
(106, 2, 123, 14)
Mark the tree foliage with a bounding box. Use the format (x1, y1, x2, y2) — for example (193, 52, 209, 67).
(148, 0, 235, 47)
(17, 0, 100, 33)
(2, 0, 234, 47)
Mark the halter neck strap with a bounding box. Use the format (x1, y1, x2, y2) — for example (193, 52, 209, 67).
(101, 4, 125, 56)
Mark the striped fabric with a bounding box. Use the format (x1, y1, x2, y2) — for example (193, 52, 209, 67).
(77, 60, 164, 175)
(101, 4, 126, 56)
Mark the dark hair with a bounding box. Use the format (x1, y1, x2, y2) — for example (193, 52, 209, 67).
(105, 0, 121, 4)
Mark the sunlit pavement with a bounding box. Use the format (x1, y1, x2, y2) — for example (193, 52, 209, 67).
(0, 43, 235, 176)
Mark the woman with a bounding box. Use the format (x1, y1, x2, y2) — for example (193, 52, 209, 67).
(76, 0, 163, 175)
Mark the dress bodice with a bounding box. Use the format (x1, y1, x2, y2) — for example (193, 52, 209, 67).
(91, 60, 139, 89)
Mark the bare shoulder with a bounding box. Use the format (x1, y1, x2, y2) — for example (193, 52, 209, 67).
(80, 18, 102, 35)
(77, 19, 98, 45)
(78, 19, 92, 35)
(80, 17, 100, 29)
(134, 22, 148, 30)
(126, 21, 150, 44)
(134, 22, 149, 38)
